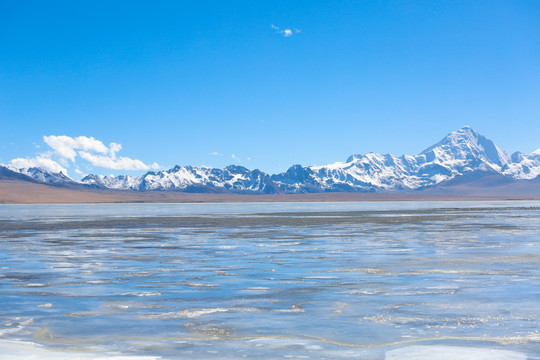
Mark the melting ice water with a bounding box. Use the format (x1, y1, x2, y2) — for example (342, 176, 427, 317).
(0, 201, 539, 359)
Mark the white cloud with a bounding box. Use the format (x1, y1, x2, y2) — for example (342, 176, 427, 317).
(231, 154, 241, 163)
(9, 135, 159, 176)
(43, 136, 78, 161)
(211, 152, 224, 156)
(109, 142, 122, 157)
(271, 24, 300, 37)
(44, 135, 109, 161)
(10, 154, 67, 174)
(79, 151, 158, 171)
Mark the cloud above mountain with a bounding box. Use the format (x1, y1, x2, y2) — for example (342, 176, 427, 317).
(271, 24, 300, 37)
(10, 154, 67, 174)
(9, 135, 159, 175)
(44, 135, 110, 162)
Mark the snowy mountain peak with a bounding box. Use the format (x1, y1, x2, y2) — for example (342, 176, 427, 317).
(420, 126, 509, 169)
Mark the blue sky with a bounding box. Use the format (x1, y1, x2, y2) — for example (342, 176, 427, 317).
(1, 1, 540, 177)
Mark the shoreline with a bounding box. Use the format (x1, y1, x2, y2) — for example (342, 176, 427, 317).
(1, 179, 538, 204)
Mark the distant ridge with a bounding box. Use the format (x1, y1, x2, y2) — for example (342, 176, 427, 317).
(0, 166, 36, 182)
(3, 127, 540, 195)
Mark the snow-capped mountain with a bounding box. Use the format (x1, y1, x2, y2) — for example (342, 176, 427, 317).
(4, 127, 540, 194)
(5, 166, 77, 185)
(502, 149, 540, 180)
(270, 126, 538, 193)
(82, 165, 279, 194)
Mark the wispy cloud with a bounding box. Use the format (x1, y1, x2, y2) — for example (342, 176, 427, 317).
(211, 151, 224, 156)
(271, 24, 301, 37)
(230, 154, 253, 163)
(9, 135, 159, 176)
(231, 154, 242, 163)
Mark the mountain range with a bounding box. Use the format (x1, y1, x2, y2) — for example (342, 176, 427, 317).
(3, 127, 540, 195)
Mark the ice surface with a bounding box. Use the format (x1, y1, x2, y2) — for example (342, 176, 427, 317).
(0, 340, 160, 359)
(1, 202, 539, 358)
(385, 345, 527, 360)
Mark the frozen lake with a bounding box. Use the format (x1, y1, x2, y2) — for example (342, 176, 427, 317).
(0, 201, 539, 359)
